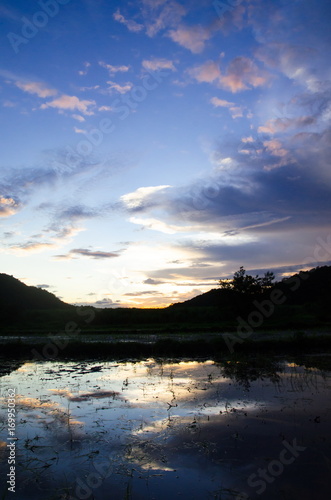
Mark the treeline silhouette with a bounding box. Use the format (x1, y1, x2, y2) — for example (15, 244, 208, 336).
(0, 266, 331, 333)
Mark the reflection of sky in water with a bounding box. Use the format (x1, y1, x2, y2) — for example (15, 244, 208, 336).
(0, 358, 330, 499)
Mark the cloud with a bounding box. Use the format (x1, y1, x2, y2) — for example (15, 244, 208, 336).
(242, 136, 254, 143)
(124, 290, 162, 296)
(36, 284, 50, 289)
(55, 248, 120, 260)
(52, 204, 101, 228)
(78, 61, 91, 76)
(189, 57, 270, 93)
(0, 196, 20, 217)
(189, 60, 220, 84)
(113, 2, 186, 38)
(3, 100, 16, 107)
(107, 81, 133, 94)
(263, 139, 289, 158)
(94, 298, 115, 307)
(128, 216, 193, 234)
(167, 25, 211, 53)
(143, 1, 186, 37)
(79, 85, 100, 92)
(72, 114, 85, 122)
(14, 80, 58, 98)
(210, 97, 244, 118)
(113, 8, 144, 32)
(142, 58, 176, 72)
(10, 242, 54, 253)
(74, 127, 86, 134)
(99, 61, 130, 75)
(143, 278, 165, 285)
(120, 185, 171, 211)
(98, 106, 113, 112)
(41, 95, 95, 115)
(258, 116, 316, 134)
(0, 158, 105, 231)
(256, 42, 321, 91)
(115, 125, 331, 255)
(3, 231, 16, 238)
(210, 97, 235, 108)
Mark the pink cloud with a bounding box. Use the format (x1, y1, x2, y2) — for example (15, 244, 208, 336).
(210, 97, 235, 108)
(189, 60, 220, 84)
(40, 95, 95, 115)
(14, 81, 57, 98)
(210, 97, 244, 119)
(220, 57, 270, 92)
(0, 197, 19, 217)
(190, 57, 270, 93)
(258, 116, 316, 134)
(168, 25, 211, 53)
(263, 139, 288, 157)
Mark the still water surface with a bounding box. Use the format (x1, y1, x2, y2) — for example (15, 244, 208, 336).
(0, 357, 330, 499)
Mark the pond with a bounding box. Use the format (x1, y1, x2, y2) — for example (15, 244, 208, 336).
(0, 356, 330, 499)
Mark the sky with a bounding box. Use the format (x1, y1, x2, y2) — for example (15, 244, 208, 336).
(0, 0, 331, 308)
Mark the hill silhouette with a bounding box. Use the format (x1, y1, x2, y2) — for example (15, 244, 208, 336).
(0, 274, 72, 327)
(0, 274, 68, 310)
(171, 266, 331, 310)
(0, 266, 330, 333)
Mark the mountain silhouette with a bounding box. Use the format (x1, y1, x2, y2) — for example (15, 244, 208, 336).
(0, 273, 69, 315)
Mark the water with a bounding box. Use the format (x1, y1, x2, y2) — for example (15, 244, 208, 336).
(0, 356, 330, 499)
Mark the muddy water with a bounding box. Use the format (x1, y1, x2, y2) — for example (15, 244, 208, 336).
(0, 357, 330, 499)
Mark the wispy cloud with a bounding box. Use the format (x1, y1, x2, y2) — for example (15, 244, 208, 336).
(9, 242, 54, 253)
(128, 216, 192, 234)
(113, 8, 144, 32)
(14, 80, 58, 98)
(2, 100, 17, 108)
(210, 97, 244, 118)
(78, 61, 91, 76)
(142, 58, 176, 72)
(113, 2, 186, 38)
(258, 116, 316, 134)
(73, 127, 86, 134)
(55, 248, 121, 260)
(98, 105, 113, 112)
(72, 114, 85, 122)
(143, 278, 165, 285)
(107, 81, 133, 94)
(143, 1, 186, 37)
(99, 61, 130, 75)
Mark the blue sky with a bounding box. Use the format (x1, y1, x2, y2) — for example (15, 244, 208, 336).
(0, 0, 331, 307)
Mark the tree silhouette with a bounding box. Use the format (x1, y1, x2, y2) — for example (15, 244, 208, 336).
(219, 267, 275, 295)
